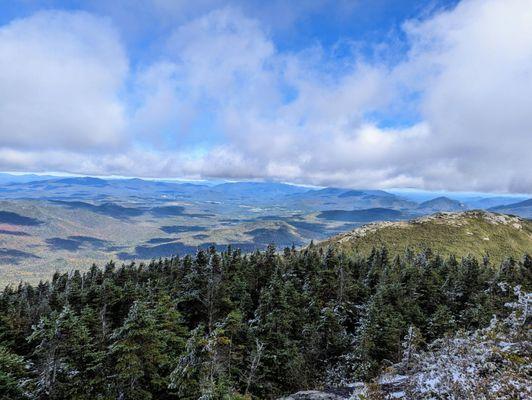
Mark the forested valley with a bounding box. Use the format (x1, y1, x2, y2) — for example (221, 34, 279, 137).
(1, 244, 530, 399)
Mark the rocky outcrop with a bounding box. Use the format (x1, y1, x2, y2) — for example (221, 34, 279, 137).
(278, 385, 365, 400)
(278, 390, 347, 400)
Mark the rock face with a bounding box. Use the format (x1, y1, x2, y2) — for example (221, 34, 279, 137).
(278, 390, 348, 400)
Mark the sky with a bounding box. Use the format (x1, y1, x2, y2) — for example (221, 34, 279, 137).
(0, 0, 531, 193)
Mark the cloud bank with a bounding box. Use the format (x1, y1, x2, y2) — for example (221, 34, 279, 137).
(0, 0, 531, 192)
(0, 11, 127, 151)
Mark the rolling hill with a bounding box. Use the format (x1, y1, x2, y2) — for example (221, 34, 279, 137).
(316, 208, 406, 222)
(320, 210, 532, 264)
(417, 196, 467, 212)
(286, 188, 416, 211)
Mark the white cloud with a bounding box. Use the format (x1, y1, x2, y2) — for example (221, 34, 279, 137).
(0, 11, 127, 151)
(0, 1, 531, 193)
(180, 0, 532, 192)
(398, 0, 532, 192)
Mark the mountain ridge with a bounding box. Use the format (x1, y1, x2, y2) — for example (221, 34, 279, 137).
(320, 210, 532, 264)
(489, 198, 532, 219)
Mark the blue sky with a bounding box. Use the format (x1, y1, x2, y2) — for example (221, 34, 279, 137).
(0, 0, 530, 193)
(0, 1, 457, 53)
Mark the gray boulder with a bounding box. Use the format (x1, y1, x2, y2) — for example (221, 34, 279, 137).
(278, 390, 347, 400)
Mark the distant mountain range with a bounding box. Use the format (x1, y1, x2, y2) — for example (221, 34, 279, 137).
(0, 173, 528, 212)
(489, 198, 532, 218)
(0, 174, 530, 285)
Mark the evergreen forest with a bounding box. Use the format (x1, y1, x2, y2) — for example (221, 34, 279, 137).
(0, 244, 530, 399)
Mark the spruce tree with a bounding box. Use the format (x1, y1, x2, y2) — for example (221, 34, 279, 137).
(0, 345, 27, 400)
(109, 301, 168, 400)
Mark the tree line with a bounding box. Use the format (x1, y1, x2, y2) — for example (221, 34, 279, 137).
(0, 244, 530, 399)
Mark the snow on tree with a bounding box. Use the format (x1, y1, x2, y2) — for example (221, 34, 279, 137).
(370, 288, 532, 399)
